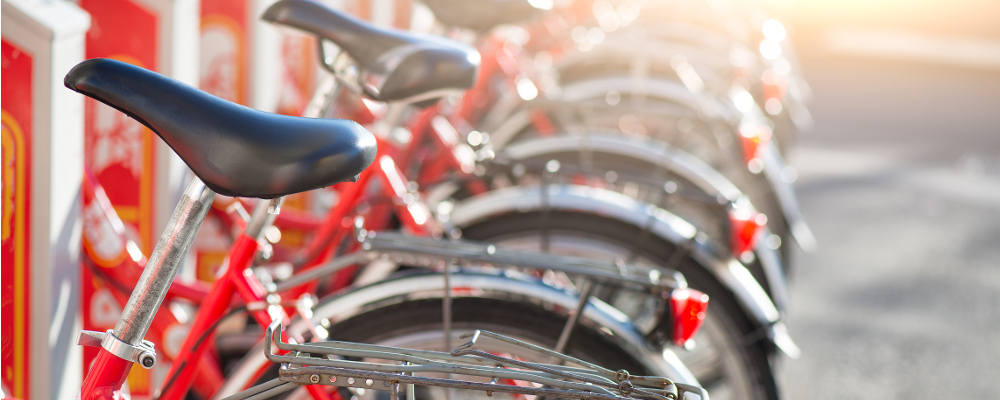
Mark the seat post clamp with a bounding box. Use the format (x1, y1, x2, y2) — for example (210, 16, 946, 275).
(77, 329, 157, 369)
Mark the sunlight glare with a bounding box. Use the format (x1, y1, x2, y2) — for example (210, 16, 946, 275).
(762, 19, 787, 42)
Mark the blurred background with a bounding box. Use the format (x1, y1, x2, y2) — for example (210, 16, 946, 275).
(754, 0, 1000, 398)
(2, 0, 998, 398)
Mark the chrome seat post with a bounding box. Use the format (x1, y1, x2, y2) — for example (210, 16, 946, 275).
(113, 177, 216, 345)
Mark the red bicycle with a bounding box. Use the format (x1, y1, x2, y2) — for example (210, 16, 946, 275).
(69, 5, 709, 397)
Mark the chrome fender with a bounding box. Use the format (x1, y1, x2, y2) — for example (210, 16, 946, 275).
(448, 184, 799, 358)
(753, 228, 791, 313)
(489, 77, 724, 149)
(498, 134, 791, 312)
(214, 271, 701, 398)
(543, 76, 738, 124)
(501, 134, 743, 201)
(554, 38, 732, 89)
(552, 77, 700, 108)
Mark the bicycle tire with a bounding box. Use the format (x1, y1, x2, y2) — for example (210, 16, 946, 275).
(329, 297, 650, 374)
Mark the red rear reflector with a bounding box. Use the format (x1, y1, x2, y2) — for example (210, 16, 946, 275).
(739, 124, 772, 170)
(761, 69, 786, 102)
(729, 208, 767, 257)
(670, 288, 709, 347)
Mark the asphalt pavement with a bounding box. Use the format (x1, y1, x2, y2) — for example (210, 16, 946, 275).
(776, 44, 1000, 398)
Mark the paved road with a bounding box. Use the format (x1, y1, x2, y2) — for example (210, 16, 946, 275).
(776, 50, 1000, 398)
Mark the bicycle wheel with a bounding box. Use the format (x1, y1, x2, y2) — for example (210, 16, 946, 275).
(460, 210, 779, 400)
(218, 265, 701, 400)
(268, 297, 653, 400)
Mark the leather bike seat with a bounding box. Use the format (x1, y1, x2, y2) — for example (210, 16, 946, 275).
(263, 0, 479, 103)
(65, 58, 377, 199)
(421, 0, 546, 32)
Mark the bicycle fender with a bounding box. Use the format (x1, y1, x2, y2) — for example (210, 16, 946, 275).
(448, 184, 800, 358)
(501, 133, 744, 203)
(551, 77, 701, 110)
(496, 134, 793, 313)
(487, 80, 709, 150)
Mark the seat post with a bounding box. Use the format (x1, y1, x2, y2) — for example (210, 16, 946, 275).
(112, 177, 216, 345)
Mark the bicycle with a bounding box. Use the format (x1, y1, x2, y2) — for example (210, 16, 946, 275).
(66, 42, 707, 400)
(256, 2, 793, 399)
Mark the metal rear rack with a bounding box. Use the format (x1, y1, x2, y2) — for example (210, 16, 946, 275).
(275, 231, 685, 296)
(223, 321, 708, 400)
(359, 231, 686, 293)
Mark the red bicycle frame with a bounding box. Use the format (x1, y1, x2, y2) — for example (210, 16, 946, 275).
(78, 96, 484, 400)
(82, 170, 224, 399)
(80, 172, 336, 400)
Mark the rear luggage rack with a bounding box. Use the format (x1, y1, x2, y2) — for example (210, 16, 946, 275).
(222, 321, 708, 400)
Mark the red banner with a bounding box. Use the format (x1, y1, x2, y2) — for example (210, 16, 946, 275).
(275, 33, 317, 117)
(200, 0, 249, 105)
(80, 0, 159, 254)
(78, 0, 160, 395)
(1, 38, 34, 400)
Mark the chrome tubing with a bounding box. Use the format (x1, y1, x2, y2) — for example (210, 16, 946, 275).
(113, 178, 216, 344)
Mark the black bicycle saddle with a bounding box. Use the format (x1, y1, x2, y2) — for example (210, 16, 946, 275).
(421, 0, 547, 32)
(65, 58, 377, 199)
(263, 0, 479, 103)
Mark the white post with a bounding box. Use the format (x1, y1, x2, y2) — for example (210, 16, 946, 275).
(250, 0, 282, 112)
(1, 1, 90, 399)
